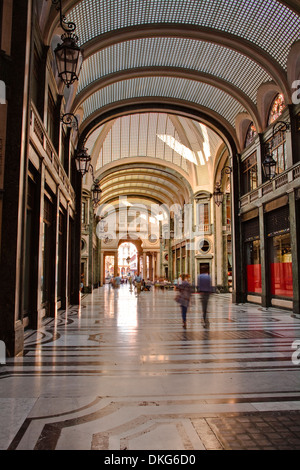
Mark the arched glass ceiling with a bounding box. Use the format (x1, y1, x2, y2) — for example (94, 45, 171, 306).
(81, 77, 245, 127)
(87, 113, 223, 176)
(77, 38, 273, 102)
(67, 0, 300, 68)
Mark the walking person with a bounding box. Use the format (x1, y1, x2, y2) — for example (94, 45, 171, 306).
(176, 274, 192, 328)
(197, 268, 212, 327)
(134, 272, 142, 294)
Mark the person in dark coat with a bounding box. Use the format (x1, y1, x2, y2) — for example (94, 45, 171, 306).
(197, 269, 213, 326)
(176, 274, 192, 328)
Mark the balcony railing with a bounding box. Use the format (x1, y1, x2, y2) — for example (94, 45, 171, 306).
(240, 161, 300, 209)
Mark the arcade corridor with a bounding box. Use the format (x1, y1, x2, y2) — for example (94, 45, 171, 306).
(1, 285, 300, 450)
(1, 0, 300, 453)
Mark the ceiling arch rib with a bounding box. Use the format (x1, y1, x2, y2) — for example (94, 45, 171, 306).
(72, 68, 262, 131)
(72, 25, 291, 105)
(76, 27, 290, 96)
(76, 37, 273, 102)
(101, 185, 179, 205)
(79, 99, 239, 155)
(78, 76, 246, 130)
(97, 162, 193, 203)
(102, 184, 176, 200)
(100, 172, 186, 201)
(87, 113, 222, 179)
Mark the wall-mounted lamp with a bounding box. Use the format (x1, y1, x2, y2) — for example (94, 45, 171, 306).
(213, 166, 232, 206)
(91, 180, 102, 208)
(61, 112, 90, 176)
(61, 112, 101, 206)
(262, 120, 291, 181)
(51, 0, 83, 87)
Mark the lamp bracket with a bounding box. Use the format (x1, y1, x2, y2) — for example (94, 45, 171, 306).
(51, 0, 76, 33)
(61, 113, 78, 131)
(272, 121, 291, 136)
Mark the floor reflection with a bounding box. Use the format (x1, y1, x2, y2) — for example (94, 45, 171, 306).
(104, 284, 138, 329)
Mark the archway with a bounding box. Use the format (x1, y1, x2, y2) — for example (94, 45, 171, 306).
(118, 242, 137, 277)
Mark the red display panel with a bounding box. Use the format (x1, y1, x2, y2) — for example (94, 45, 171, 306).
(247, 264, 262, 294)
(270, 262, 293, 298)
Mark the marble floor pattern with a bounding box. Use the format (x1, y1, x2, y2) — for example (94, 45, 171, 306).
(1, 285, 300, 450)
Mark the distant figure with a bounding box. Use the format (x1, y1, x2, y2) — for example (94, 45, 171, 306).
(176, 274, 192, 328)
(135, 272, 142, 293)
(114, 273, 121, 288)
(197, 270, 213, 326)
(178, 275, 183, 285)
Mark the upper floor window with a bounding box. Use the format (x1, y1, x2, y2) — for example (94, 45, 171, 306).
(81, 201, 87, 225)
(266, 130, 287, 175)
(47, 89, 56, 144)
(195, 193, 210, 233)
(245, 122, 257, 148)
(268, 94, 285, 125)
(242, 151, 258, 194)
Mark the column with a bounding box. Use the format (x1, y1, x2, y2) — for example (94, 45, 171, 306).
(231, 154, 245, 304)
(63, 201, 70, 309)
(36, 161, 45, 329)
(149, 253, 153, 281)
(259, 204, 269, 308)
(100, 248, 104, 286)
(143, 252, 147, 278)
(88, 198, 93, 293)
(70, 166, 82, 305)
(0, 0, 33, 355)
(114, 252, 118, 276)
(50, 185, 60, 317)
(289, 190, 300, 314)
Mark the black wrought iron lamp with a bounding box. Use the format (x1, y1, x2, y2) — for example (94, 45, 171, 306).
(213, 182, 224, 207)
(91, 180, 102, 207)
(74, 142, 91, 176)
(51, 0, 83, 87)
(262, 120, 290, 181)
(213, 166, 232, 206)
(262, 150, 277, 181)
(61, 113, 91, 176)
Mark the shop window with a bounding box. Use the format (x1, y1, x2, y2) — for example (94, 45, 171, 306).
(245, 240, 261, 294)
(243, 218, 261, 294)
(266, 206, 293, 299)
(268, 233, 293, 298)
(245, 122, 257, 148)
(242, 152, 258, 194)
(268, 93, 285, 125)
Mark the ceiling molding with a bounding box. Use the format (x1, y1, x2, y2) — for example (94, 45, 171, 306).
(72, 68, 262, 131)
(76, 98, 240, 154)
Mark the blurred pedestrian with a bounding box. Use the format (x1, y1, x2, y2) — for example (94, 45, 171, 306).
(175, 274, 192, 328)
(197, 269, 212, 326)
(134, 272, 142, 294)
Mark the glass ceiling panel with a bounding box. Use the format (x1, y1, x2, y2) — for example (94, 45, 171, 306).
(77, 38, 272, 102)
(92, 113, 222, 174)
(67, 0, 300, 69)
(82, 77, 245, 127)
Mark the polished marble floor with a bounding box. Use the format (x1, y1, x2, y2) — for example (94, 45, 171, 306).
(1, 285, 300, 450)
